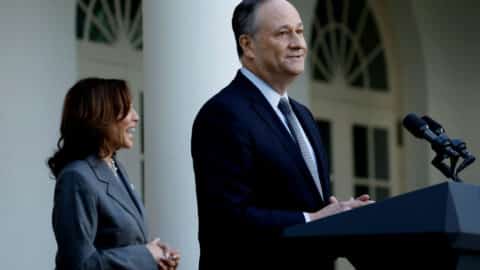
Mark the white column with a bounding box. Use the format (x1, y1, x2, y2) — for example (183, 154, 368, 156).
(0, 1, 76, 269)
(143, 1, 240, 269)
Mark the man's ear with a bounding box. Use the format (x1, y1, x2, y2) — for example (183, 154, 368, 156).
(239, 34, 255, 59)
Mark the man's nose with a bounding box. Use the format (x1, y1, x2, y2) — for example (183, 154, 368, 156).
(289, 34, 306, 49)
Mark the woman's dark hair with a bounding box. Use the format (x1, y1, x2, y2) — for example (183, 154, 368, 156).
(48, 78, 132, 177)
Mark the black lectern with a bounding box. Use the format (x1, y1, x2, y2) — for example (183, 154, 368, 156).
(284, 182, 480, 270)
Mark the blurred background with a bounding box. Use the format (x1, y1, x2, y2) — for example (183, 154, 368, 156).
(1, 0, 479, 269)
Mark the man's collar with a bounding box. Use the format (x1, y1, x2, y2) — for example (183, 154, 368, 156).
(240, 67, 289, 109)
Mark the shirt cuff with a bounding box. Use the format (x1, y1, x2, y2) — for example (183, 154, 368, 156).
(303, 212, 311, 223)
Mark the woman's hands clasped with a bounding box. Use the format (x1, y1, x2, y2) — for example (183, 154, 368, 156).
(146, 238, 180, 270)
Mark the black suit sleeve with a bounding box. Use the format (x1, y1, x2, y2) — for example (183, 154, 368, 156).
(192, 101, 305, 236)
(52, 170, 157, 270)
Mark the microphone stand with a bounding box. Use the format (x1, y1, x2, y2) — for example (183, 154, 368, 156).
(431, 153, 461, 182)
(430, 137, 475, 182)
(451, 139, 476, 180)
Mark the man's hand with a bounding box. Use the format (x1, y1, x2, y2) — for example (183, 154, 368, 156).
(307, 194, 374, 221)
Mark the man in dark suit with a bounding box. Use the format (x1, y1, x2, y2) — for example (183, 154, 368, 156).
(191, 1, 372, 269)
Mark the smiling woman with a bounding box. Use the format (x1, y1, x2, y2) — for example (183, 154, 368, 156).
(47, 78, 180, 270)
(48, 78, 134, 176)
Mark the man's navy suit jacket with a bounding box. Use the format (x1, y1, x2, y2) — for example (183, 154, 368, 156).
(192, 71, 332, 270)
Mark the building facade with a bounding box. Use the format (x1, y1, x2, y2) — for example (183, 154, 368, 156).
(1, 0, 480, 269)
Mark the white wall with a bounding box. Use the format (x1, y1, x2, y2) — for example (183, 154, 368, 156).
(411, 0, 480, 184)
(0, 1, 76, 269)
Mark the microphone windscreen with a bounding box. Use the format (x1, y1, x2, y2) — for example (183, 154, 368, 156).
(403, 113, 427, 138)
(421, 115, 444, 134)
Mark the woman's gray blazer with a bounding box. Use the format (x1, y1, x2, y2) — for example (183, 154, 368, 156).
(52, 155, 157, 270)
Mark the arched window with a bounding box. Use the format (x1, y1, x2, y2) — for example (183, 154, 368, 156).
(76, 0, 143, 50)
(311, 0, 388, 91)
(310, 0, 400, 204)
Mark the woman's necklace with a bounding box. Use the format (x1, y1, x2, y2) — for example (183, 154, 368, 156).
(107, 158, 119, 178)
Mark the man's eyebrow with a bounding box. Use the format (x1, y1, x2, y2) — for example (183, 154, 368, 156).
(276, 23, 304, 30)
(278, 22, 303, 29)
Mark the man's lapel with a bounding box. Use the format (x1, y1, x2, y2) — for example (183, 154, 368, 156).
(236, 72, 325, 199)
(236, 72, 303, 162)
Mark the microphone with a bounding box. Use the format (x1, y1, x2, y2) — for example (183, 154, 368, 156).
(402, 113, 458, 157)
(402, 113, 434, 139)
(422, 115, 475, 171)
(421, 115, 444, 135)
